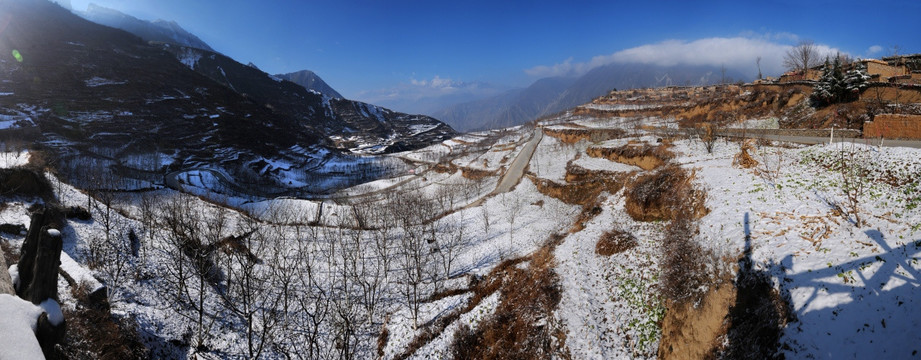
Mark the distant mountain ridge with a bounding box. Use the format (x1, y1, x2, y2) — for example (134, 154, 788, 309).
(275, 70, 344, 99)
(77, 4, 347, 106)
(434, 63, 748, 132)
(76, 3, 215, 51)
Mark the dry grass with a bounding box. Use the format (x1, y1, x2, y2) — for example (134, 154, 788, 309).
(595, 229, 637, 256)
(586, 143, 674, 170)
(397, 235, 569, 359)
(732, 139, 760, 169)
(431, 162, 457, 174)
(564, 163, 629, 183)
(394, 256, 529, 360)
(543, 127, 626, 144)
(569, 196, 603, 233)
(461, 167, 498, 180)
(530, 174, 624, 233)
(624, 165, 708, 222)
(532, 176, 621, 206)
(449, 235, 567, 360)
(56, 282, 148, 360)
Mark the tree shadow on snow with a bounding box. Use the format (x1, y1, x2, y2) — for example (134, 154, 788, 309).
(775, 229, 921, 358)
(722, 213, 921, 358)
(716, 212, 795, 359)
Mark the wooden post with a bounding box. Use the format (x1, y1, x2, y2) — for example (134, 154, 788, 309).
(15, 209, 47, 296)
(25, 227, 63, 304)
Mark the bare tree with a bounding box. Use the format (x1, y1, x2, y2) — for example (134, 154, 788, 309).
(695, 122, 718, 154)
(783, 40, 821, 76)
(756, 56, 763, 80)
(502, 193, 524, 249)
(435, 213, 466, 282)
(392, 192, 436, 329)
(221, 221, 282, 359)
(480, 205, 491, 234)
(291, 220, 333, 359)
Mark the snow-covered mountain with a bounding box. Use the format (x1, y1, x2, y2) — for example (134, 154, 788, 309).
(0, 0, 454, 195)
(274, 70, 344, 99)
(76, 3, 215, 51)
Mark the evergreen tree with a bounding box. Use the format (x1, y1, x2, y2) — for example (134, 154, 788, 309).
(811, 56, 862, 107)
(811, 59, 835, 106)
(843, 63, 870, 101)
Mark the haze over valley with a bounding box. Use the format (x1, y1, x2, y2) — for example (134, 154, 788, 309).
(1, 0, 920, 359)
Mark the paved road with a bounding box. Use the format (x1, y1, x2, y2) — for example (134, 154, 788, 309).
(721, 133, 921, 149)
(492, 128, 543, 194)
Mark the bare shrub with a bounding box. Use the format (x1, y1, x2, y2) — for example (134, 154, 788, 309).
(836, 143, 870, 226)
(569, 195, 604, 233)
(595, 229, 637, 256)
(694, 122, 718, 154)
(0, 167, 54, 200)
(732, 139, 759, 169)
(753, 146, 788, 187)
(58, 282, 149, 359)
(447, 241, 564, 359)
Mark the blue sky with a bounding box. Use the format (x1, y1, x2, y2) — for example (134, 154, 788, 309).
(65, 0, 919, 109)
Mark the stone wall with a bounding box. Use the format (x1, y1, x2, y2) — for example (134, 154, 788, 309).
(863, 114, 921, 139)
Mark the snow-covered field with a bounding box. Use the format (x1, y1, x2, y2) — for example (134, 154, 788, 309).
(1, 110, 919, 358)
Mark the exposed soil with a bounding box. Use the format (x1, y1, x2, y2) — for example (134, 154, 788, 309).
(658, 284, 736, 360)
(594, 229, 637, 256)
(542, 127, 625, 144)
(586, 143, 674, 171)
(624, 166, 708, 222)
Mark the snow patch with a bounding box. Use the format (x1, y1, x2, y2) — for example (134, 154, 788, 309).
(0, 151, 30, 168)
(0, 294, 45, 360)
(177, 48, 201, 69)
(39, 299, 64, 326)
(8, 264, 19, 290)
(85, 77, 126, 87)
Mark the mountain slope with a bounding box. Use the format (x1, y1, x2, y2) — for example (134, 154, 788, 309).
(434, 63, 748, 132)
(274, 70, 343, 99)
(434, 77, 577, 131)
(0, 0, 453, 195)
(77, 3, 215, 51)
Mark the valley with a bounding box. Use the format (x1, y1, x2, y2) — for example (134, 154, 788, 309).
(1, 0, 920, 359)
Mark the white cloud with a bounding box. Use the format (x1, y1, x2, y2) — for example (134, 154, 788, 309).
(525, 36, 844, 79)
(410, 75, 459, 89)
(867, 45, 883, 56)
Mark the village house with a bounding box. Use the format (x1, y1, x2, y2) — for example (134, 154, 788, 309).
(857, 59, 908, 82)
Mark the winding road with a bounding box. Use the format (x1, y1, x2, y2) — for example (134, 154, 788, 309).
(492, 128, 543, 194)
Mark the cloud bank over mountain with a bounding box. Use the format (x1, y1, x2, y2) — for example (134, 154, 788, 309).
(526, 36, 844, 79)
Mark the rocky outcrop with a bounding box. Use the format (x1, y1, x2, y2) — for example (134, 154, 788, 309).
(0, 252, 15, 295)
